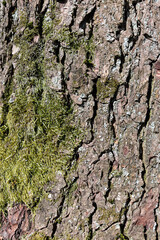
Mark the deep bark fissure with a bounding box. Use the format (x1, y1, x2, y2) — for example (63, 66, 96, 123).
(129, 20, 141, 51)
(137, 63, 153, 136)
(51, 195, 66, 238)
(87, 200, 97, 240)
(104, 150, 114, 204)
(119, 46, 125, 73)
(90, 77, 98, 143)
(138, 139, 146, 202)
(69, 3, 78, 32)
(120, 193, 130, 239)
(116, 0, 130, 39)
(124, 68, 131, 96)
(79, 6, 96, 37)
(108, 83, 121, 138)
(144, 226, 147, 240)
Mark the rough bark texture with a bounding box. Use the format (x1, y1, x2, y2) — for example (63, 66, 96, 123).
(0, 0, 160, 239)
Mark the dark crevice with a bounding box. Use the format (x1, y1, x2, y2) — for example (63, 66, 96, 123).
(51, 195, 66, 237)
(116, 0, 130, 39)
(137, 63, 154, 205)
(68, 3, 78, 32)
(139, 139, 146, 203)
(87, 201, 97, 240)
(6, 2, 17, 34)
(65, 141, 83, 176)
(57, 0, 68, 3)
(79, 6, 96, 36)
(132, 0, 143, 13)
(51, 175, 79, 238)
(83, 7, 96, 68)
(104, 151, 114, 204)
(53, 40, 60, 63)
(124, 68, 131, 96)
(108, 82, 121, 139)
(144, 226, 147, 240)
(120, 193, 130, 240)
(119, 46, 125, 73)
(143, 33, 152, 40)
(137, 63, 153, 136)
(36, 0, 45, 13)
(60, 52, 73, 110)
(88, 150, 109, 176)
(129, 20, 141, 51)
(89, 78, 98, 143)
(36, 0, 49, 37)
(102, 221, 119, 232)
(14, 209, 28, 239)
(112, 46, 125, 74)
(139, 139, 143, 160)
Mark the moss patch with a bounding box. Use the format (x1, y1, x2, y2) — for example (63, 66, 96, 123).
(66, 181, 78, 206)
(97, 77, 119, 101)
(27, 232, 52, 240)
(98, 206, 119, 224)
(0, 16, 82, 212)
(116, 233, 129, 240)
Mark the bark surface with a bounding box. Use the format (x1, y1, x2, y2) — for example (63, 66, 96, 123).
(0, 0, 160, 239)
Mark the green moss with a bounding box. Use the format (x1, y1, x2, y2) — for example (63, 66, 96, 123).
(19, 10, 28, 27)
(55, 27, 95, 65)
(56, 27, 82, 51)
(27, 232, 51, 240)
(66, 182, 78, 206)
(116, 233, 128, 240)
(108, 198, 115, 204)
(2, 0, 6, 7)
(83, 37, 95, 67)
(42, 1, 60, 37)
(98, 206, 119, 224)
(97, 77, 119, 101)
(0, 19, 82, 212)
(110, 169, 123, 178)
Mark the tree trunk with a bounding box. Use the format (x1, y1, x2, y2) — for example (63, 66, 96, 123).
(0, 0, 160, 239)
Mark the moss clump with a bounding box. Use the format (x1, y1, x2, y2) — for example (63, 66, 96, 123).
(2, 0, 6, 7)
(97, 77, 119, 101)
(116, 233, 128, 240)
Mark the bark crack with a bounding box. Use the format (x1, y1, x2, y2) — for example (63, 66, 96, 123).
(137, 63, 154, 206)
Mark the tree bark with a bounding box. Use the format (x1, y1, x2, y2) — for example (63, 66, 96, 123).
(0, 0, 160, 239)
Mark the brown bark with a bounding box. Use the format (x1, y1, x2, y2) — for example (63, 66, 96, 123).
(0, 0, 160, 239)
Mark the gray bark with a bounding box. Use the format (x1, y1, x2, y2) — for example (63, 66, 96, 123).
(0, 0, 160, 239)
